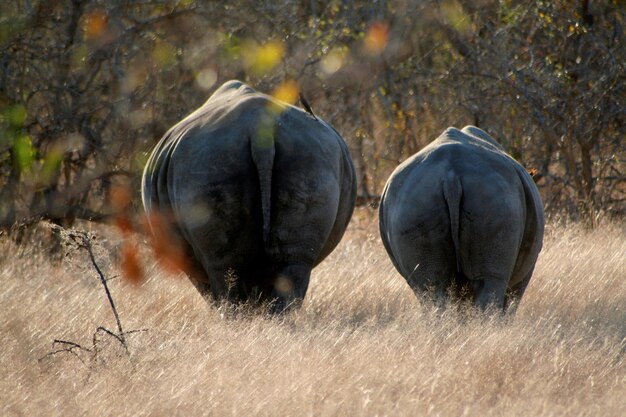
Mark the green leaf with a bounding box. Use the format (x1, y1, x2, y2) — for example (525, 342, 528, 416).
(13, 134, 34, 173)
(1, 104, 26, 128)
(39, 146, 64, 184)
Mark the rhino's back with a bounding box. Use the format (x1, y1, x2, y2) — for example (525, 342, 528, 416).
(383, 127, 525, 217)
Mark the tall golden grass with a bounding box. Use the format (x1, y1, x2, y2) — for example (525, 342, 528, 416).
(1, 211, 624, 416)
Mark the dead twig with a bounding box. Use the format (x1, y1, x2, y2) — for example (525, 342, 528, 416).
(92, 327, 149, 361)
(60, 228, 129, 355)
(40, 224, 149, 367)
(40, 327, 149, 367)
(38, 339, 92, 366)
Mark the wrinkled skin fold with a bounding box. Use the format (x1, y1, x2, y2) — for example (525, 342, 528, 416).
(379, 126, 545, 310)
(142, 80, 357, 312)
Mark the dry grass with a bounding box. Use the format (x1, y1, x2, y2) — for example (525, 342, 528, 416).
(1, 210, 624, 416)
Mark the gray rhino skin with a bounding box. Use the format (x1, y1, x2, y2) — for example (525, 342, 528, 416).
(142, 80, 356, 312)
(379, 126, 544, 309)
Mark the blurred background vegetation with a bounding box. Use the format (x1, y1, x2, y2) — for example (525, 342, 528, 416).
(0, 0, 623, 230)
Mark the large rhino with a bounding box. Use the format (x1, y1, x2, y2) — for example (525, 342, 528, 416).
(379, 126, 544, 310)
(142, 80, 356, 312)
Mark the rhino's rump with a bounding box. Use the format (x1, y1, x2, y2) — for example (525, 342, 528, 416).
(142, 84, 357, 304)
(169, 126, 264, 267)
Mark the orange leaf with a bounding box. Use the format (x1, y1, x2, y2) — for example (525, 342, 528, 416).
(120, 241, 143, 285)
(142, 211, 189, 276)
(110, 185, 132, 211)
(364, 22, 389, 55)
(84, 11, 108, 40)
(113, 215, 134, 235)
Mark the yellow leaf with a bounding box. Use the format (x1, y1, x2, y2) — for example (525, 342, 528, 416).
(321, 47, 348, 75)
(153, 41, 177, 67)
(272, 80, 299, 105)
(442, 0, 471, 33)
(243, 40, 285, 75)
(195, 68, 217, 90)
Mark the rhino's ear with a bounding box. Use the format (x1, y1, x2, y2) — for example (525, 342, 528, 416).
(211, 80, 251, 97)
(527, 168, 542, 183)
(220, 80, 245, 90)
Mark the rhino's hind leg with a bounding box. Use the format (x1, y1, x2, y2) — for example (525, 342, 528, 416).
(185, 261, 212, 298)
(187, 266, 235, 303)
(269, 263, 312, 313)
(406, 260, 456, 308)
(472, 277, 509, 310)
(504, 266, 536, 312)
(189, 266, 271, 307)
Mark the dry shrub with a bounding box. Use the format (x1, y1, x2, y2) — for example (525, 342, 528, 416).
(0, 214, 624, 416)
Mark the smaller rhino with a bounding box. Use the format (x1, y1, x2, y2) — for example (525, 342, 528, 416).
(379, 126, 545, 310)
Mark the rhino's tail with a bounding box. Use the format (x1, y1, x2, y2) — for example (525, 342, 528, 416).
(250, 121, 276, 248)
(443, 173, 463, 275)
